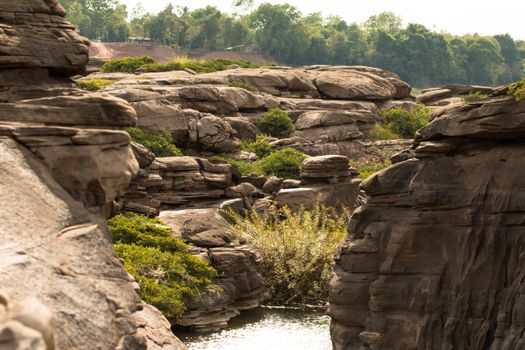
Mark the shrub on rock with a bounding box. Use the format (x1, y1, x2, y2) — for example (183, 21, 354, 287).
(75, 79, 114, 91)
(229, 203, 350, 304)
(109, 213, 217, 322)
(259, 148, 307, 179)
(509, 77, 525, 101)
(127, 127, 182, 157)
(100, 56, 156, 73)
(376, 105, 431, 139)
(258, 108, 295, 137)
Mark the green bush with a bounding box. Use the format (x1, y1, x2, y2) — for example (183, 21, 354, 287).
(100, 56, 156, 73)
(376, 105, 431, 139)
(259, 148, 307, 179)
(350, 159, 392, 179)
(109, 214, 218, 321)
(126, 127, 182, 157)
(509, 77, 525, 101)
(139, 57, 268, 74)
(76, 79, 114, 91)
(228, 203, 350, 304)
(228, 81, 259, 93)
(241, 138, 274, 159)
(258, 108, 295, 137)
(462, 91, 488, 102)
(367, 124, 400, 140)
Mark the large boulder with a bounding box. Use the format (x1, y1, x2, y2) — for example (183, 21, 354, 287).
(328, 89, 525, 349)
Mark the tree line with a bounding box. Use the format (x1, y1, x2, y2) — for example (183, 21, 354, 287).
(58, 0, 525, 87)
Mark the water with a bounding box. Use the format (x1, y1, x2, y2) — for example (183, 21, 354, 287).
(178, 307, 332, 350)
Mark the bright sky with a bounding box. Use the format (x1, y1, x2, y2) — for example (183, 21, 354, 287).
(120, 0, 525, 40)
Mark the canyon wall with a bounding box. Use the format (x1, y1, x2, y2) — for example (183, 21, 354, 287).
(328, 88, 525, 349)
(0, 1, 183, 348)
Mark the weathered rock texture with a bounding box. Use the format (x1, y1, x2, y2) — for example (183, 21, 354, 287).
(0, 1, 183, 348)
(86, 64, 413, 159)
(328, 88, 525, 349)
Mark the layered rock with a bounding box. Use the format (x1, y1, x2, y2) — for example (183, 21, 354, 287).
(0, 1, 183, 348)
(159, 209, 267, 331)
(328, 88, 525, 349)
(417, 84, 496, 107)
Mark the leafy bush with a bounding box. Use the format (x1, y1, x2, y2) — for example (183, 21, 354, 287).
(228, 80, 259, 93)
(228, 203, 350, 304)
(76, 79, 114, 91)
(258, 108, 295, 137)
(350, 159, 392, 179)
(376, 105, 431, 139)
(241, 138, 274, 159)
(509, 77, 525, 101)
(126, 127, 182, 157)
(462, 91, 488, 102)
(100, 56, 156, 73)
(367, 124, 400, 140)
(259, 148, 307, 179)
(109, 214, 218, 321)
(139, 56, 268, 74)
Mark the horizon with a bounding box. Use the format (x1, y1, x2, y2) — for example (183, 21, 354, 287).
(120, 0, 525, 40)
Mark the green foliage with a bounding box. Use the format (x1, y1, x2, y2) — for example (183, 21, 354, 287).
(350, 160, 392, 179)
(462, 91, 488, 102)
(75, 79, 114, 91)
(241, 138, 274, 158)
(376, 106, 432, 139)
(258, 148, 307, 179)
(100, 56, 156, 73)
(367, 124, 400, 140)
(138, 57, 265, 73)
(228, 203, 350, 304)
(508, 77, 525, 101)
(109, 214, 218, 321)
(228, 81, 259, 93)
(126, 127, 182, 157)
(258, 108, 295, 137)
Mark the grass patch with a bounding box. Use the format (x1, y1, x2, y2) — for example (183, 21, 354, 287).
(509, 77, 525, 101)
(373, 105, 431, 140)
(241, 137, 274, 159)
(100, 56, 156, 73)
(258, 108, 295, 137)
(109, 213, 218, 322)
(367, 124, 400, 140)
(228, 80, 259, 93)
(228, 203, 349, 305)
(462, 91, 488, 102)
(138, 56, 269, 74)
(127, 127, 182, 157)
(350, 159, 392, 179)
(76, 79, 114, 91)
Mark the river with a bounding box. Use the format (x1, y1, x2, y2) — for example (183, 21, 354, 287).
(178, 307, 332, 350)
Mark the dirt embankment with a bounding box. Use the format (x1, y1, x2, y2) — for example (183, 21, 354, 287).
(89, 42, 276, 64)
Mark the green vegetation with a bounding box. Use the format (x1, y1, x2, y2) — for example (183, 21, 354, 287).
(241, 137, 274, 158)
(228, 81, 259, 93)
(461, 91, 488, 102)
(140, 57, 267, 73)
(108, 214, 218, 321)
(371, 106, 432, 140)
(350, 159, 392, 179)
(76, 79, 114, 91)
(228, 203, 350, 305)
(224, 147, 307, 179)
(100, 56, 156, 73)
(509, 77, 525, 101)
(60, 0, 525, 87)
(127, 127, 182, 157)
(258, 108, 295, 137)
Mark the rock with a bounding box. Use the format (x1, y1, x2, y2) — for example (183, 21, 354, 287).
(282, 179, 301, 189)
(224, 117, 257, 141)
(0, 137, 179, 349)
(132, 142, 156, 169)
(241, 174, 267, 189)
(158, 209, 267, 331)
(417, 84, 496, 106)
(300, 155, 351, 184)
(225, 183, 260, 199)
(328, 89, 525, 349)
(189, 115, 241, 152)
(313, 69, 411, 100)
(262, 176, 284, 195)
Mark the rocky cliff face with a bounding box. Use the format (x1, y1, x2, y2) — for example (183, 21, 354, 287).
(328, 88, 525, 349)
(0, 1, 183, 349)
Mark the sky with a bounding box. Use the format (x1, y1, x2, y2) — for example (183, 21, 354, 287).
(120, 0, 525, 40)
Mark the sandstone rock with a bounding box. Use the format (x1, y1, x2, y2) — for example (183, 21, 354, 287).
(262, 176, 284, 195)
(300, 155, 351, 184)
(328, 90, 525, 349)
(189, 115, 241, 152)
(132, 142, 156, 169)
(224, 117, 257, 141)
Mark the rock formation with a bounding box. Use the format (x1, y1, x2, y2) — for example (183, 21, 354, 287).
(0, 1, 183, 348)
(328, 87, 525, 349)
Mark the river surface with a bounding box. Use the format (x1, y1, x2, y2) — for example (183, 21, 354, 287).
(178, 307, 332, 350)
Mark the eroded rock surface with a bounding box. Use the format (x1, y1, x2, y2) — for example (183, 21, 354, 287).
(328, 89, 525, 349)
